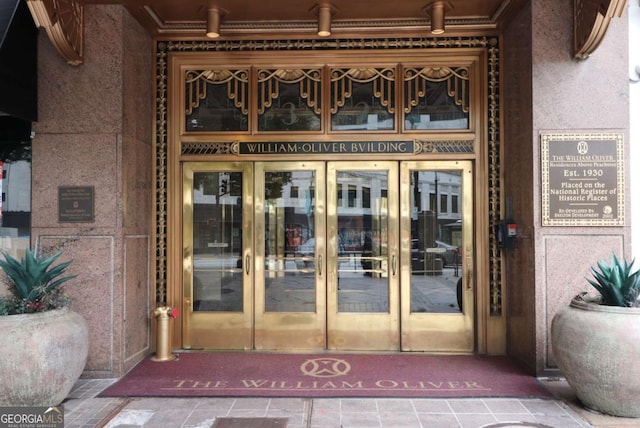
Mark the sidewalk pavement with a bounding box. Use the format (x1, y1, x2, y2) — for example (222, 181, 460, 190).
(59, 378, 640, 428)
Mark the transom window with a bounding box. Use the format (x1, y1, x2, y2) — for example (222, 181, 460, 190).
(185, 65, 470, 134)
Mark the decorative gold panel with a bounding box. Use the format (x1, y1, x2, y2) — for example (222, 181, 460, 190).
(182, 142, 239, 156)
(330, 67, 395, 115)
(414, 139, 474, 154)
(257, 69, 322, 115)
(403, 66, 469, 115)
(184, 69, 250, 135)
(185, 69, 249, 115)
(487, 40, 501, 316)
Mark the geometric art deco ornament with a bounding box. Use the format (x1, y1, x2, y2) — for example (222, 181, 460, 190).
(403, 66, 469, 115)
(27, 0, 83, 65)
(574, 0, 627, 59)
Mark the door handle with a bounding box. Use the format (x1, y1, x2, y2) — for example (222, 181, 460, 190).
(466, 266, 472, 290)
(318, 255, 322, 277)
(392, 254, 397, 277)
(246, 254, 250, 275)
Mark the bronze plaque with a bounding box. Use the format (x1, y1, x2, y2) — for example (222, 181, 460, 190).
(58, 186, 95, 223)
(541, 133, 624, 226)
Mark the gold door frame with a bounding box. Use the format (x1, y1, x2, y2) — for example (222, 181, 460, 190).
(182, 162, 254, 350)
(327, 161, 400, 350)
(400, 160, 474, 352)
(163, 41, 505, 355)
(254, 161, 327, 350)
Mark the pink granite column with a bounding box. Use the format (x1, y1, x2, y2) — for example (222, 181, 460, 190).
(32, 5, 152, 378)
(502, 1, 630, 375)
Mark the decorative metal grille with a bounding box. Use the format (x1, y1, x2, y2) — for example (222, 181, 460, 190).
(185, 69, 249, 115)
(414, 139, 474, 154)
(330, 67, 396, 115)
(403, 66, 470, 115)
(155, 36, 502, 315)
(181, 142, 239, 156)
(257, 69, 322, 115)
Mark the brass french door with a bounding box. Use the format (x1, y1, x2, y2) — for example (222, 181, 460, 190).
(327, 161, 400, 350)
(254, 162, 327, 350)
(182, 160, 474, 352)
(400, 161, 474, 352)
(182, 162, 253, 349)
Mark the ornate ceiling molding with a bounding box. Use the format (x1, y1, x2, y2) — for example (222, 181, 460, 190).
(574, 0, 627, 59)
(27, 0, 83, 65)
(143, 6, 497, 37)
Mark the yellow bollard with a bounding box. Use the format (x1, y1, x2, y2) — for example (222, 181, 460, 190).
(151, 306, 178, 361)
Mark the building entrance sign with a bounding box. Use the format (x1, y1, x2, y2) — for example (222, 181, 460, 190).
(239, 141, 415, 155)
(541, 133, 624, 226)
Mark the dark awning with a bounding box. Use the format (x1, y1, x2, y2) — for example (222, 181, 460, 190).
(0, 0, 37, 121)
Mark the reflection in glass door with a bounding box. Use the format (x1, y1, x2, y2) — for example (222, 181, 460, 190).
(327, 162, 399, 350)
(182, 160, 474, 352)
(182, 162, 253, 349)
(254, 162, 326, 350)
(400, 161, 474, 352)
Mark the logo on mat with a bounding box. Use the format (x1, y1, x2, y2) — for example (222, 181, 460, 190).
(300, 358, 351, 378)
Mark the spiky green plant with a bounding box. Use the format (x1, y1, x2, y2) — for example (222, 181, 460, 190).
(587, 254, 640, 307)
(0, 247, 77, 315)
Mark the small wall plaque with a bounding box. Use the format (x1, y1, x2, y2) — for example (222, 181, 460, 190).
(58, 186, 95, 223)
(541, 133, 624, 226)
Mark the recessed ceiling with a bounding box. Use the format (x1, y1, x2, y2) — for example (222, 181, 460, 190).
(85, 0, 527, 37)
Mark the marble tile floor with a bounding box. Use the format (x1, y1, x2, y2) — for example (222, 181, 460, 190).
(59, 378, 640, 428)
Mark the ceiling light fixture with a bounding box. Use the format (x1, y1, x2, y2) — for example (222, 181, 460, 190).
(206, 7, 223, 38)
(311, 3, 336, 37)
(424, 1, 452, 35)
(318, 4, 331, 36)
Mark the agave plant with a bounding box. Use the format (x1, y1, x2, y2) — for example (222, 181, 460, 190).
(587, 253, 640, 308)
(0, 247, 77, 315)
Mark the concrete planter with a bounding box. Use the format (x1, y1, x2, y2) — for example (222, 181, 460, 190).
(0, 307, 89, 407)
(551, 295, 640, 418)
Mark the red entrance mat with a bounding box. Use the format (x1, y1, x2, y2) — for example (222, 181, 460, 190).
(99, 353, 552, 398)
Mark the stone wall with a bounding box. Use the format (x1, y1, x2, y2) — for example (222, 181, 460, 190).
(32, 5, 152, 378)
(503, 0, 631, 375)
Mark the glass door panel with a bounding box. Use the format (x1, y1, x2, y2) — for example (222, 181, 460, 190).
(327, 161, 399, 350)
(400, 161, 474, 352)
(182, 162, 253, 349)
(254, 162, 326, 350)
(182, 160, 475, 353)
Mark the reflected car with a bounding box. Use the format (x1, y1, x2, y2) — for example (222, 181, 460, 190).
(411, 240, 459, 267)
(435, 241, 459, 266)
